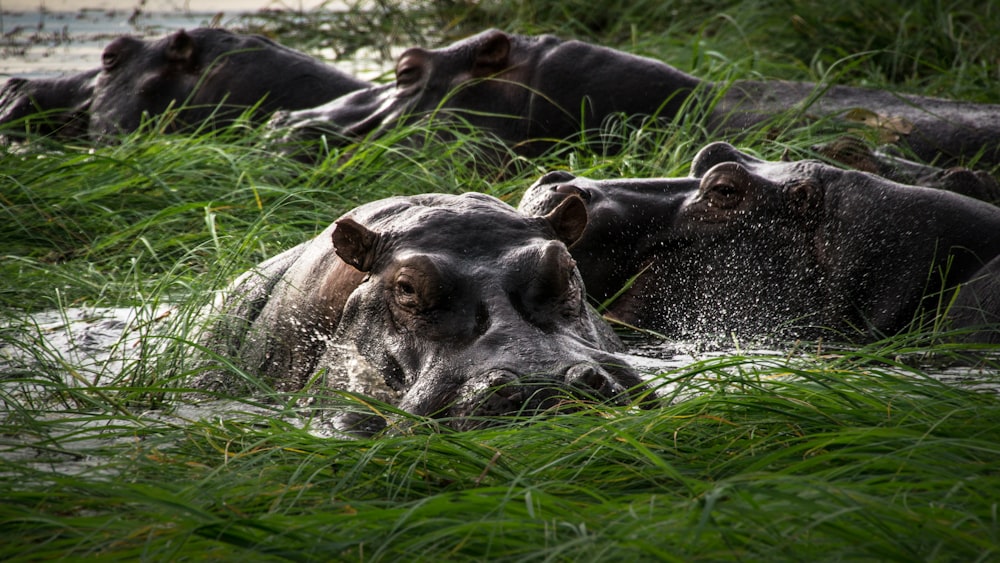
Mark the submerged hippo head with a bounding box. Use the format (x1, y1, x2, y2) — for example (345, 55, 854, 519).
(0, 69, 98, 142)
(88, 28, 369, 140)
(270, 28, 700, 157)
(200, 192, 647, 434)
(519, 142, 1000, 341)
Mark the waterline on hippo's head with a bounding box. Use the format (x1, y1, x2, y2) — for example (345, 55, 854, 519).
(266, 28, 707, 161)
(317, 339, 649, 435)
(519, 142, 1000, 343)
(196, 192, 652, 437)
(268, 27, 1000, 174)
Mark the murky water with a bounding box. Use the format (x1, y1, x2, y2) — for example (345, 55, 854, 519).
(2, 10, 224, 77)
(4, 306, 997, 406)
(4, 3, 999, 462)
(1, 0, 371, 79)
(1, 304, 998, 477)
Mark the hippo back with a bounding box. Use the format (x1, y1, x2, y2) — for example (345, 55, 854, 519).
(0, 69, 98, 142)
(89, 28, 369, 139)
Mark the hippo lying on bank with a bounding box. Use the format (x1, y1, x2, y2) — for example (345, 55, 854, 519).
(196, 192, 647, 434)
(518, 142, 1000, 342)
(0, 28, 369, 143)
(273, 29, 1000, 169)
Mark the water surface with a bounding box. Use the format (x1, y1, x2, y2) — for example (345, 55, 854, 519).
(1, 0, 336, 78)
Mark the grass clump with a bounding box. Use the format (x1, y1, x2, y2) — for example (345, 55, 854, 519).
(2, 347, 999, 560)
(2, 0, 1000, 561)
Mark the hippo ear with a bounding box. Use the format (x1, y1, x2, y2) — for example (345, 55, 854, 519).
(166, 30, 197, 65)
(543, 195, 588, 247)
(332, 217, 381, 272)
(474, 30, 511, 72)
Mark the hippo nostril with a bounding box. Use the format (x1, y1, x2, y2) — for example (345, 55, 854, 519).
(552, 183, 591, 202)
(487, 374, 524, 402)
(474, 301, 490, 336)
(333, 411, 388, 437)
(565, 364, 618, 397)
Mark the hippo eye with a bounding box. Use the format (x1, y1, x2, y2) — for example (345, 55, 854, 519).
(394, 276, 419, 308)
(390, 259, 452, 318)
(706, 181, 740, 206)
(102, 50, 120, 70)
(396, 65, 421, 88)
(700, 163, 752, 210)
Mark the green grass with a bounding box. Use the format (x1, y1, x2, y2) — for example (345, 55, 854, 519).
(2, 0, 1000, 560)
(2, 346, 999, 561)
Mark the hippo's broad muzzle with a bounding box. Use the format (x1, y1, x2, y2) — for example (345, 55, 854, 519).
(269, 83, 401, 148)
(400, 358, 651, 432)
(333, 363, 642, 437)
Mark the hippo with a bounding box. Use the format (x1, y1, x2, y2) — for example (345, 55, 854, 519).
(517, 142, 1000, 343)
(272, 29, 1000, 170)
(196, 192, 647, 434)
(0, 69, 98, 142)
(0, 28, 369, 142)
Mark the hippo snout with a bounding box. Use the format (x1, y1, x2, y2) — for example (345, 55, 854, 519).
(451, 361, 647, 425)
(0, 79, 33, 129)
(0, 78, 28, 100)
(565, 363, 627, 398)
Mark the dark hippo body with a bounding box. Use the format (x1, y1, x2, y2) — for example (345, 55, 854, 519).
(273, 29, 1000, 168)
(199, 192, 645, 433)
(0, 28, 369, 142)
(0, 69, 98, 142)
(518, 142, 1000, 342)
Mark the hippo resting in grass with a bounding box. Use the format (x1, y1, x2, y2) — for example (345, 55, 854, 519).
(272, 29, 1000, 170)
(0, 69, 98, 142)
(518, 142, 1000, 343)
(0, 28, 369, 143)
(196, 192, 647, 434)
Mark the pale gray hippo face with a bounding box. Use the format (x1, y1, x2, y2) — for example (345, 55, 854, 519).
(88, 28, 368, 140)
(519, 142, 1000, 341)
(327, 192, 648, 432)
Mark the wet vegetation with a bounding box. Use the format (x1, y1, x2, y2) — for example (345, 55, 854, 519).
(2, 0, 1000, 560)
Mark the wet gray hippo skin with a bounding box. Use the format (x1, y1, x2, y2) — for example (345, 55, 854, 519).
(0, 69, 98, 142)
(272, 29, 703, 158)
(88, 28, 370, 140)
(518, 142, 1000, 342)
(0, 28, 369, 142)
(273, 29, 1000, 168)
(199, 192, 646, 433)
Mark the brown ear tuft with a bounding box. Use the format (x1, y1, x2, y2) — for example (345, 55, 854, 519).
(544, 194, 588, 247)
(332, 217, 380, 272)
